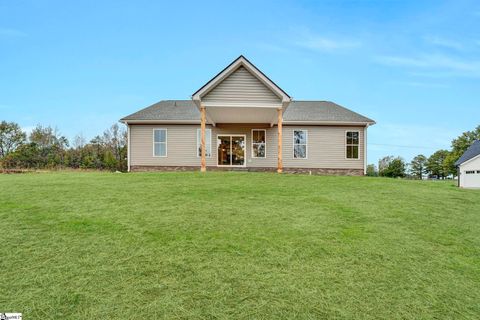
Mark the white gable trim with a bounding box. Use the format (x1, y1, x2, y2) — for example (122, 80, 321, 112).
(192, 56, 291, 104)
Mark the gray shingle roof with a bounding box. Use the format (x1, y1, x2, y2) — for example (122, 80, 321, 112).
(283, 101, 374, 123)
(121, 100, 375, 124)
(455, 140, 480, 166)
(121, 100, 200, 121)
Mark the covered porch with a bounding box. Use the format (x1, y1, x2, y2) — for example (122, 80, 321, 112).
(191, 55, 291, 173)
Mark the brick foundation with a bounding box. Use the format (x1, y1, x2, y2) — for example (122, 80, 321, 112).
(130, 165, 364, 176)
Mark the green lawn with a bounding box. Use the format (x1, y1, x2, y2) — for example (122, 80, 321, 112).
(0, 172, 479, 319)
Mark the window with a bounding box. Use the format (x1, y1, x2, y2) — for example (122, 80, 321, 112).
(197, 129, 212, 157)
(293, 130, 307, 159)
(346, 131, 359, 159)
(153, 129, 167, 157)
(252, 129, 266, 158)
(477, 170, 480, 174)
(466, 170, 475, 174)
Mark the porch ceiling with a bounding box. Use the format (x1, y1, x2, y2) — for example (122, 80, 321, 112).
(205, 106, 279, 125)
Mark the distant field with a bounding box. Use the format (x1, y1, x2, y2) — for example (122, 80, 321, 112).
(1, 172, 479, 319)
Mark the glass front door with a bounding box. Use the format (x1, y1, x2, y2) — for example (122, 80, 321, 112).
(217, 135, 245, 166)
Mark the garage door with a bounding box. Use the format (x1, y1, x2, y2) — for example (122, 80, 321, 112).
(462, 170, 480, 188)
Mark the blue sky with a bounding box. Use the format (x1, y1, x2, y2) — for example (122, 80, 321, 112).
(1, 0, 479, 165)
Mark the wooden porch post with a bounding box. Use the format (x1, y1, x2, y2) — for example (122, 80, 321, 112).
(277, 108, 283, 173)
(200, 105, 207, 172)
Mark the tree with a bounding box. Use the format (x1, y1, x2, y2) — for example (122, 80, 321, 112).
(101, 124, 127, 171)
(378, 156, 394, 174)
(366, 164, 378, 177)
(2, 143, 42, 168)
(410, 154, 427, 179)
(2, 122, 129, 171)
(28, 125, 69, 168)
(426, 149, 450, 179)
(379, 156, 406, 178)
(444, 125, 480, 176)
(0, 121, 26, 158)
(29, 125, 68, 149)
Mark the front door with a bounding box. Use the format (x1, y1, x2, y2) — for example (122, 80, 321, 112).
(217, 135, 245, 166)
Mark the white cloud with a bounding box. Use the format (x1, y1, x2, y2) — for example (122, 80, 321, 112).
(376, 54, 480, 77)
(0, 28, 27, 37)
(256, 43, 290, 53)
(290, 27, 361, 52)
(296, 35, 361, 52)
(424, 36, 464, 50)
(393, 81, 449, 88)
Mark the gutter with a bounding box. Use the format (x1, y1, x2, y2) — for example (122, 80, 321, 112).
(120, 119, 375, 126)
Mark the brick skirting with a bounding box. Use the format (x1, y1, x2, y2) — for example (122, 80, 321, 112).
(130, 165, 364, 176)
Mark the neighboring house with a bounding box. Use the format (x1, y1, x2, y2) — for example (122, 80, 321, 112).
(455, 140, 480, 188)
(120, 55, 375, 175)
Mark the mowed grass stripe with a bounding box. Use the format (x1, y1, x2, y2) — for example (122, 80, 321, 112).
(0, 172, 479, 319)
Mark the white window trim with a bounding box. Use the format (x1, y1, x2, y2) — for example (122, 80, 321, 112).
(345, 130, 360, 160)
(196, 128, 212, 158)
(152, 128, 167, 157)
(251, 129, 267, 159)
(292, 129, 308, 160)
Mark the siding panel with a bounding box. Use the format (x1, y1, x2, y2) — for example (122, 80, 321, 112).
(130, 124, 365, 170)
(203, 67, 281, 104)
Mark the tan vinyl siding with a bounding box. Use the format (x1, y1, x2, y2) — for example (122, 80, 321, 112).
(202, 67, 281, 104)
(130, 124, 364, 170)
(282, 126, 364, 169)
(130, 125, 213, 167)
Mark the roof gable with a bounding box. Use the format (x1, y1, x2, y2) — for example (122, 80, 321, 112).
(455, 140, 480, 166)
(202, 66, 281, 105)
(192, 55, 290, 105)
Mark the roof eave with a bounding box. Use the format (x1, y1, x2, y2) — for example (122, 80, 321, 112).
(120, 119, 202, 125)
(283, 120, 375, 126)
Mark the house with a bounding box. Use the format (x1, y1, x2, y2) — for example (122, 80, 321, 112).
(455, 140, 480, 188)
(120, 56, 375, 175)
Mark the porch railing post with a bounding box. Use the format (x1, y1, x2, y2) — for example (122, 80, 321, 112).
(277, 108, 283, 173)
(200, 105, 207, 172)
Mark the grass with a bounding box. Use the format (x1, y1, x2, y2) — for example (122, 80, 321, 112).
(0, 172, 479, 319)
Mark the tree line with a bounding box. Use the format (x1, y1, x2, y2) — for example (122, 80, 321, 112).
(0, 121, 127, 171)
(1, 120, 478, 176)
(366, 125, 480, 179)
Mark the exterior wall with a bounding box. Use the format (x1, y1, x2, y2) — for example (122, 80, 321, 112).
(459, 156, 480, 188)
(130, 124, 210, 167)
(281, 126, 364, 169)
(202, 66, 281, 104)
(129, 124, 365, 171)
